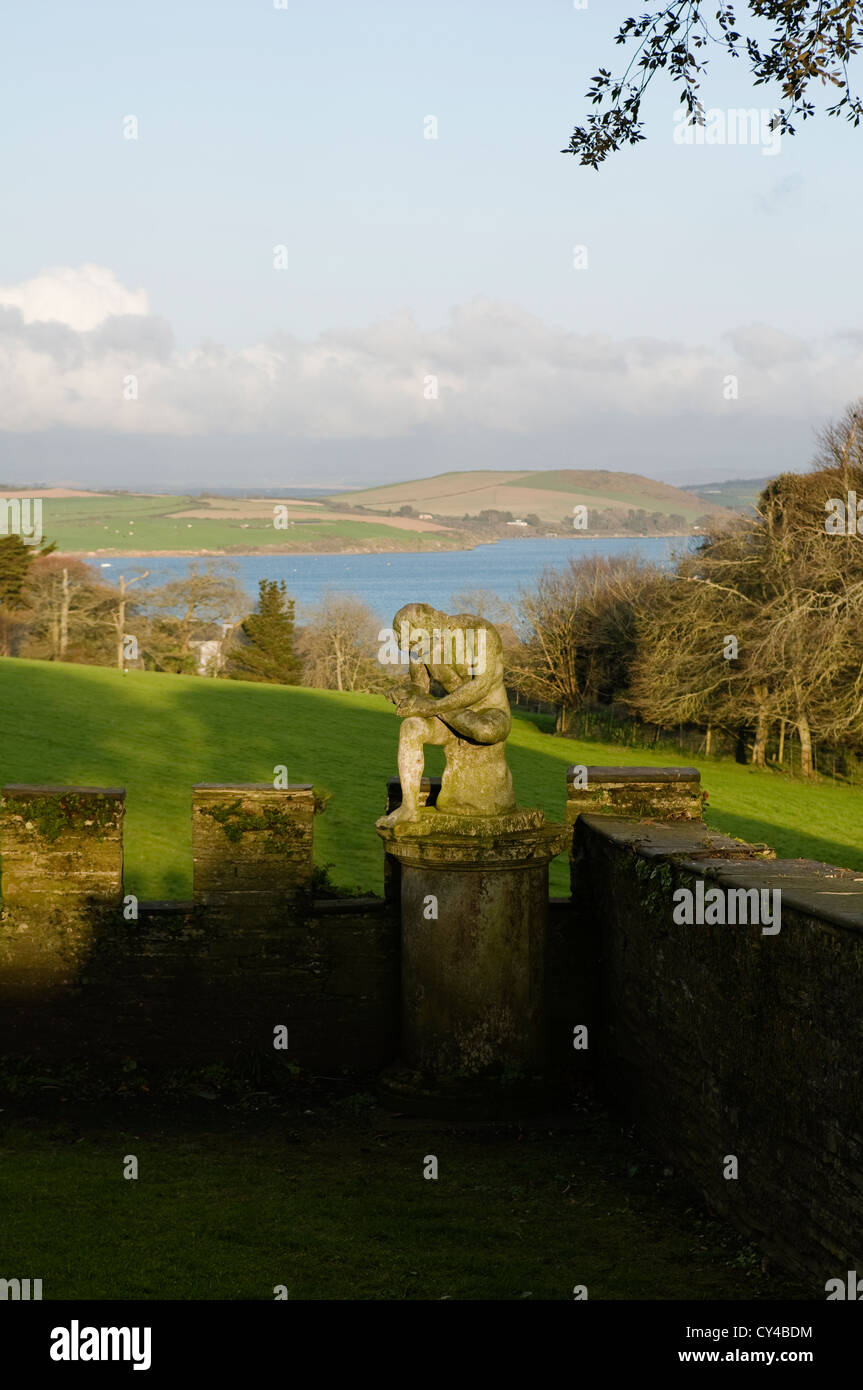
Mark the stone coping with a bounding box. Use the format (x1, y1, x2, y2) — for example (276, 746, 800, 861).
(192, 783, 314, 791)
(2, 785, 126, 798)
(579, 814, 863, 933)
(579, 817, 770, 858)
(378, 814, 569, 870)
(566, 766, 700, 786)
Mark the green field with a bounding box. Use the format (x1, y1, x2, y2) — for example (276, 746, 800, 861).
(23, 476, 734, 554)
(1, 658, 860, 899)
(28, 493, 457, 555)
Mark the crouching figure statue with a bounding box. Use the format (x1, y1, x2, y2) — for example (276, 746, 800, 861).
(376, 602, 517, 827)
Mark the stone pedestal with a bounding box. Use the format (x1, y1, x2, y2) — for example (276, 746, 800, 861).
(376, 808, 568, 1113)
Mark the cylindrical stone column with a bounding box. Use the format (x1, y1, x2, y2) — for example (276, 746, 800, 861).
(377, 809, 568, 1103)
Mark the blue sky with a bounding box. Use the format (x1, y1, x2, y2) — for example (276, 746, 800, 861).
(1, 0, 861, 488)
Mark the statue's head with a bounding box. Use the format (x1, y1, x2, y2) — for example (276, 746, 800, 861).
(392, 602, 439, 630)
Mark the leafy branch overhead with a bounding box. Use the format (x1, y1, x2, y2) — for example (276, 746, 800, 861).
(563, 1, 863, 167)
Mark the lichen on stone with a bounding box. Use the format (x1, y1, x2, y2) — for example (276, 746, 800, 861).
(4, 793, 121, 844)
(199, 798, 307, 854)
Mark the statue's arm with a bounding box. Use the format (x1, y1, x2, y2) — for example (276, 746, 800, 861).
(388, 658, 430, 709)
(408, 658, 430, 693)
(425, 668, 495, 714)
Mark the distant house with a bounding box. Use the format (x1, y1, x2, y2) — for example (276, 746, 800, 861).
(189, 638, 224, 676)
(506, 519, 528, 527)
(188, 620, 237, 676)
(418, 513, 434, 520)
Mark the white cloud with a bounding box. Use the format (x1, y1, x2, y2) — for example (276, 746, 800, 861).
(0, 264, 148, 331)
(0, 267, 861, 444)
(725, 322, 810, 368)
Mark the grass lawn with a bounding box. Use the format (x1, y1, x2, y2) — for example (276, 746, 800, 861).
(0, 1098, 809, 1301)
(0, 657, 861, 900)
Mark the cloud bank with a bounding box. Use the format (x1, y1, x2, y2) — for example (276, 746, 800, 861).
(0, 265, 859, 484)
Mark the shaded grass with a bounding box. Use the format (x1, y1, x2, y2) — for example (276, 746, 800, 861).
(1, 657, 860, 900)
(0, 1105, 809, 1301)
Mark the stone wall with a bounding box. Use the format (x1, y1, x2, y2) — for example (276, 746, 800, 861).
(0, 786, 124, 1000)
(565, 763, 703, 826)
(192, 783, 316, 912)
(570, 809, 863, 1283)
(2, 768, 862, 1285)
(0, 784, 398, 1071)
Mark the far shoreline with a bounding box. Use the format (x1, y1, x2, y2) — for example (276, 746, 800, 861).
(61, 532, 697, 560)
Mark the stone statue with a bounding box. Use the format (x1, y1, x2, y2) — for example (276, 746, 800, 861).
(377, 602, 517, 826)
(375, 602, 568, 1096)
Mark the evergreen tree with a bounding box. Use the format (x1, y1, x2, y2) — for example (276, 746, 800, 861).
(0, 533, 55, 607)
(228, 579, 301, 684)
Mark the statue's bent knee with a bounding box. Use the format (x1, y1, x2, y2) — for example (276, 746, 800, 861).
(400, 716, 430, 741)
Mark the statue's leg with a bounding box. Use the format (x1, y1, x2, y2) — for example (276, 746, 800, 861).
(444, 706, 510, 745)
(380, 716, 449, 826)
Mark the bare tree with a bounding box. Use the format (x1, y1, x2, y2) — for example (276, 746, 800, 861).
(20, 555, 114, 662)
(299, 593, 391, 693)
(449, 589, 517, 628)
(510, 555, 656, 733)
(631, 443, 863, 775)
(628, 530, 757, 756)
(108, 571, 150, 670)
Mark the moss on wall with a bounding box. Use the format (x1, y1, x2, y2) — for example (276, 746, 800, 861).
(4, 793, 122, 845)
(198, 798, 307, 854)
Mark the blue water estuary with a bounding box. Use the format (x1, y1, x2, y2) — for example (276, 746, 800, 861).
(86, 536, 684, 622)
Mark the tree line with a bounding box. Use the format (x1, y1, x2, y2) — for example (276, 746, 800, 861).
(509, 404, 863, 776)
(0, 548, 392, 693)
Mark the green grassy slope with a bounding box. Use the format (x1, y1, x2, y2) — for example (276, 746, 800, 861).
(1, 658, 860, 899)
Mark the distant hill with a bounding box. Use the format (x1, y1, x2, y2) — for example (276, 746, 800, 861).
(20, 471, 740, 556)
(681, 477, 774, 513)
(332, 469, 735, 529)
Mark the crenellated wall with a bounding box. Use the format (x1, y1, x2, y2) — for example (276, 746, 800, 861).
(0, 786, 125, 997)
(0, 782, 398, 1069)
(1, 766, 862, 1283)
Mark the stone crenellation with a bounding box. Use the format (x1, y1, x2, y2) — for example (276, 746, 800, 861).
(1, 768, 862, 1283)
